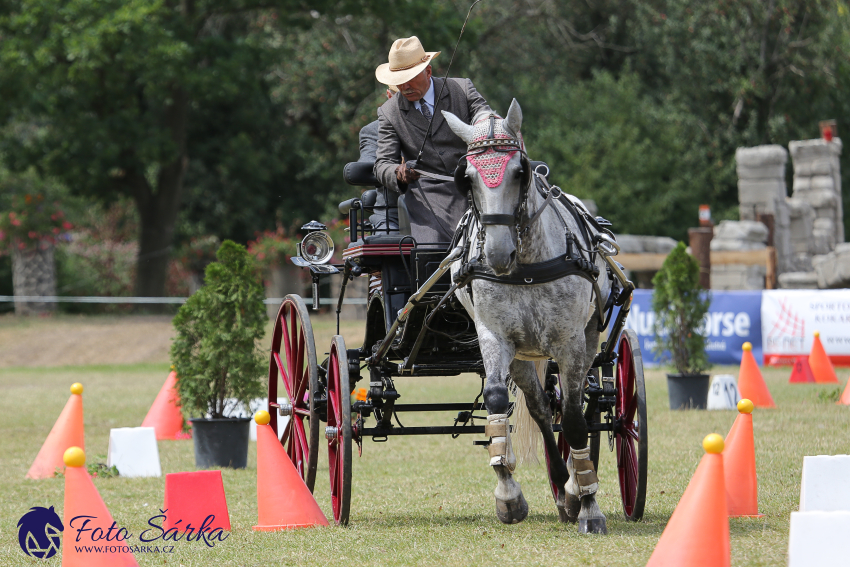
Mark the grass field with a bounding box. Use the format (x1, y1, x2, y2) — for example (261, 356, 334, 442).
(1, 314, 849, 566)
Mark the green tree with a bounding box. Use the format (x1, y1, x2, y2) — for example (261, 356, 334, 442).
(0, 0, 332, 298)
(170, 240, 266, 419)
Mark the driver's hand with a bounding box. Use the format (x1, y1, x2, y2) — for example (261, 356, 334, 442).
(395, 163, 421, 184)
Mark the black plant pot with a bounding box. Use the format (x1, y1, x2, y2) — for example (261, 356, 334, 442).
(189, 417, 251, 469)
(666, 373, 710, 410)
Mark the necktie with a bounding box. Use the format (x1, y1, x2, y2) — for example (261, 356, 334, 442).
(420, 101, 432, 119)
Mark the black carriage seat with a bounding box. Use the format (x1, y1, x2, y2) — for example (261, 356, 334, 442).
(341, 160, 412, 236)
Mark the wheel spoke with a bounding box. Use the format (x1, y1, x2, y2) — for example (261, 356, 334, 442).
(273, 352, 293, 398)
(624, 394, 637, 423)
(281, 310, 292, 373)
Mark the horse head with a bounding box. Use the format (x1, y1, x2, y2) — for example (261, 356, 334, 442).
(443, 99, 526, 276)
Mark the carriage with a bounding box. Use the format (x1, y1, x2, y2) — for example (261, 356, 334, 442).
(265, 157, 648, 527)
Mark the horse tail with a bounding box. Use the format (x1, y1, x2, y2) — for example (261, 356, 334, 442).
(512, 360, 548, 466)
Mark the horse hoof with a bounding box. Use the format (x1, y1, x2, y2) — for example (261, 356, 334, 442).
(564, 495, 580, 523)
(578, 518, 608, 535)
(495, 494, 529, 524)
(557, 506, 571, 523)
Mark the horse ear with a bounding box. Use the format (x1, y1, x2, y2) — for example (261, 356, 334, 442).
(442, 110, 475, 145)
(505, 99, 523, 137)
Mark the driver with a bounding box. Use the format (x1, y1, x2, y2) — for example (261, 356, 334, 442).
(374, 36, 492, 243)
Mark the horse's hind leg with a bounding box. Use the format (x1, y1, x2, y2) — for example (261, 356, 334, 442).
(558, 326, 608, 534)
(479, 328, 528, 524)
(510, 359, 570, 520)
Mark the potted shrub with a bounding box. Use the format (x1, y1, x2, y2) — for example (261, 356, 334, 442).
(171, 240, 267, 468)
(652, 241, 711, 409)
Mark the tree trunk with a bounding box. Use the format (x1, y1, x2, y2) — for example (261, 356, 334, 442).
(131, 89, 189, 302)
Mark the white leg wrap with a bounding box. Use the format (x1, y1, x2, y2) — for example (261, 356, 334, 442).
(566, 446, 598, 498)
(486, 414, 516, 472)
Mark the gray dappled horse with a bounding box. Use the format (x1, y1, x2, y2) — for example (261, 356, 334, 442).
(443, 100, 612, 533)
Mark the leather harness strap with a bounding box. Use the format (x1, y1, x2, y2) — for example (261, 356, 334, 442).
(484, 423, 507, 437)
(454, 255, 599, 287)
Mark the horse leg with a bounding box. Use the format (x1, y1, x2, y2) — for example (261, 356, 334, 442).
(509, 359, 570, 521)
(559, 339, 608, 534)
(479, 328, 527, 524)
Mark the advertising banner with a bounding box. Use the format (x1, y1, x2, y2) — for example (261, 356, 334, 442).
(762, 289, 850, 366)
(621, 290, 763, 367)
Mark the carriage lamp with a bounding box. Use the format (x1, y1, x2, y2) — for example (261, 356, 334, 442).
(299, 231, 335, 265)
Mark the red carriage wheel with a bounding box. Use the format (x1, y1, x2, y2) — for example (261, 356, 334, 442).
(267, 295, 319, 492)
(326, 335, 352, 526)
(615, 329, 648, 521)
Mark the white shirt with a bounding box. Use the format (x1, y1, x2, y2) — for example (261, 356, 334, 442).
(413, 78, 435, 117)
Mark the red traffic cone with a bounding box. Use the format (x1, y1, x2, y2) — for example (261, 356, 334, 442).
(27, 383, 86, 479)
(724, 400, 764, 518)
(646, 434, 730, 567)
(837, 377, 850, 406)
(61, 447, 139, 567)
(789, 356, 816, 384)
(141, 371, 185, 440)
(737, 342, 775, 408)
(809, 332, 840, 384)
(253, 411, 328, 531)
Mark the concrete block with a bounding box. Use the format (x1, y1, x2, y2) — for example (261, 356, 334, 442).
(789, 138, 843, 164)
(810, 174, 836, 191)
(738, 179, 786, 203)
(706, 375, 740, 410)
(107, 427, 162, 478)
(792, 177, 811, 192)
(778, 272, 819, 289)
(736, 144, 788, 167)
(800, 455, 850, 511)
(788, 511, 850, 566)
(736, 163, 785, 180)
(712, 220, 768, 243)
(810, 159, 835, 176)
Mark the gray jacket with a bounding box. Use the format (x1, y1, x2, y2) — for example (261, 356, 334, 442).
(359, 113, 398, 230)
(374, 77, 492, 243)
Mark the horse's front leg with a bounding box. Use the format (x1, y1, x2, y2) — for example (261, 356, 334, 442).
(478, 326, 528, 524)
(510, 359, 570, 520)
(559, 347, 608, 534)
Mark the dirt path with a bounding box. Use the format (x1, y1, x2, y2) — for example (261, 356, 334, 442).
(0, 315, 175, 368)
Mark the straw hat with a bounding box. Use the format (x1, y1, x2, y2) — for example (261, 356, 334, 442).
(375, 36, 440, 86)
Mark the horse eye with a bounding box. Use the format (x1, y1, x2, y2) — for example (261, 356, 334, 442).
(514, 168, 523, 179)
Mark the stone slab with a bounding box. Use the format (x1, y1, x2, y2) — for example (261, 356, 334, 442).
(706, 375, 740, 410)
(788, 511, 850, 566)
(800, 455, 850, 511)
(736, 144, 788, 167)
(107, 427, 162, 478)
(778, 272, 819, 289)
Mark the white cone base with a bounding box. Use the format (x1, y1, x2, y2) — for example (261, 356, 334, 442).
(707, 374, 741, 410)
(789, 511, 850, 565)
(800, 455, 850, 511)
(107, 427, 162, 478)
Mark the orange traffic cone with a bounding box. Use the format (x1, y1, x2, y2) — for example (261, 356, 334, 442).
(253, 411, 328, 531)
(724, 399, 764, 518)
(646, 434, 730, 567)
(809, 331, 840, 384)
(788, 356, 816, 384)
(737, 342, 775, 408)
(837, 377, 850, 406)
(61, 447, 139, 567)
(141, 371, 184, 440)
(27, 383, 86, 479)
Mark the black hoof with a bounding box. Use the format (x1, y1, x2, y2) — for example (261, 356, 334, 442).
(565, 494, 580, 523)
(495, 494, 529, 524)
(578, 518, 608, 535)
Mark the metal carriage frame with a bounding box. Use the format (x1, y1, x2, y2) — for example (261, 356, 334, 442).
(266, 165, 648, 526)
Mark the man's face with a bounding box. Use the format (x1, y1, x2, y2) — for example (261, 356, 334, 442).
(398, 66, 432, 102)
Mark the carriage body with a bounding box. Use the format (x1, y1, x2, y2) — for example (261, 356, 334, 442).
(266, 162, 647, 526)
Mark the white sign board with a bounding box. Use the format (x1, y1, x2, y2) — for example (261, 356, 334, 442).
(761, 290, 850, 365)
(707, 375, 740, 410)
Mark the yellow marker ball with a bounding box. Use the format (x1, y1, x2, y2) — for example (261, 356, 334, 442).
(703, 433, 724, 454)
(742, 342, 752, 352)
(254, 410, 271, 425)
(63, 447, 86, 468)
(737, 399, 754, 414)
(70, 383, 83, 395)
(814, 331, 820, 338)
